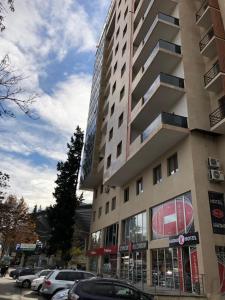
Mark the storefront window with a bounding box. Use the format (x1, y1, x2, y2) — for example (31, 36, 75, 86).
(90, 230, 102, 249)
(104, 223, 118, 247)
(152, 246, 200, 293)
(152, 192, 194, 240)
(122, 211, 147, 243)
(215, 246, 225, 293)
(89, 257, 98, 272)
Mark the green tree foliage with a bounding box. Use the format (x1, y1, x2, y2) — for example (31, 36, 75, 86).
(47, 126, 84, 264)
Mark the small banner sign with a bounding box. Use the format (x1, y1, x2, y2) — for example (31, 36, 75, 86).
(169, 232, 199, 247)
(209, 192, 225, 235)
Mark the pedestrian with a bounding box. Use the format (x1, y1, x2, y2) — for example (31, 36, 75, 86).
(0, 266, 6, 277)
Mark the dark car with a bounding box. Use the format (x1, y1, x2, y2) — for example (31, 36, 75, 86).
(10, 268, 36, 279)
(68, 278, 154, 300)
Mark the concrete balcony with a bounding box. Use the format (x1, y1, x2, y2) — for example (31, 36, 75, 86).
(196, 0, 219, 29)
(199, 27, 218, 59)
(131, 73, 185, 132)
(133, 0, 149, 32)
(133, 0, 178, 47)
(204, 62, 225, 93)
(104, 112, 189, 186)
(132, 40, 182, 101)
(133, 14, 180, 71)
(210, 98, 225, 133)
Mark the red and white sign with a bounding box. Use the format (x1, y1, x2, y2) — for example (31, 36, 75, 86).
(87, 245, 118, 256)
(152, 193, 193, 239)
(190, 248, 199, 286)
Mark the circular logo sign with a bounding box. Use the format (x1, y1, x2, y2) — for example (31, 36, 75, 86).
(212, 209, 224, 219)
(178, 235, 185, 246)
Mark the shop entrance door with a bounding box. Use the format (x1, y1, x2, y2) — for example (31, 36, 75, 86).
(133, 251, 147, 284)
(182, 247, 192, 292)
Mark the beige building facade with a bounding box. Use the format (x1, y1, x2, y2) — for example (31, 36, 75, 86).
(80, 0, 225, 298)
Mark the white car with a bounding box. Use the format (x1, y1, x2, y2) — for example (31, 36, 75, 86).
(31, 276, 47, 293)
(51, 289, 69, 300)
(16, 269, 52, 288)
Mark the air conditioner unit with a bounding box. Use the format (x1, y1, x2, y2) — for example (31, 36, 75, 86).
(208, 157, 220, 169)
(104, 186, 110, 193)
(209, 169, 224, 182)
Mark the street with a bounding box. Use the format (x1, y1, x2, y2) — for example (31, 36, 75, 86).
(0, 276, 44, 300)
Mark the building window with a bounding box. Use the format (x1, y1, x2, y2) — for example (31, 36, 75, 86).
(116, 27, 120, 38)
(111, 197, 116, 210)
(123, 24, 127, 37)
(112, 81, 116, 94)
(120, 86, 125, 100)
(136, 178, 143, 195)
(98, 207, 102, 218)
(104, 223, 118, 247)
(117, 11, 121, 22)
(113, 61, 118, 73)
(118, 112, 124, 127)
(94, 188, 98, 199)
(117, 141, 122, 157)
(124, 6, 128, 19)
(115, 43, 119, 55)
(107, 155, 111, 168)
(110, 103, 115, 116)
(118, 0, 121, 7)
(124, 187, 129, 202)
(122, 211, 147, 243)
(109, 128, 113, 141)
(93, 211, 96, 222)
(105, 201, 109, 214)
(168, 153, 178, 176)
(121, 63, 126, 77)
(153, 164, 162, 185)
(122, 42, 127, 56)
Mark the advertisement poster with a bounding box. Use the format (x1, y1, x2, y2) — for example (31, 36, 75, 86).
(152, 192, 194, 239)
(209, 192, 225, 235)
(190, 247, 200, 292)
(216, 246, 225, 293)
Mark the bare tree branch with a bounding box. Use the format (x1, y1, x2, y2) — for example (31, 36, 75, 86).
(0, 0, 14, 31)
(0, 55, 38, 118)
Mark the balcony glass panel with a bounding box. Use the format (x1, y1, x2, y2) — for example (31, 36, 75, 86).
(141, 112, 188, 142)
(199, 27, 214, 51)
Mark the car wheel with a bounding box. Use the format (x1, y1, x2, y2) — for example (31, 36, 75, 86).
(22, 280, 31, 288)
(37, 284, 42, 294)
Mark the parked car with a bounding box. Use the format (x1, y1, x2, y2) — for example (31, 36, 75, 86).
(51, 289, 69, 300)
(40, 269, 95, 297)
(16, 269, 52, 288)
(10, 268, 36, 279)
(68, 278, 154, 300)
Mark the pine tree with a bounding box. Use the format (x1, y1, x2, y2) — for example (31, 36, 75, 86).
(47, 126, 84, 264)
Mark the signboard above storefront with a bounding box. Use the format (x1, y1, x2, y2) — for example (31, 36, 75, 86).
(119, 241, 148, 253)
(169, 232, 199, 247)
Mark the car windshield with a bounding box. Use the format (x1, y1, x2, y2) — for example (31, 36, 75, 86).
(45, 271, 54, 279)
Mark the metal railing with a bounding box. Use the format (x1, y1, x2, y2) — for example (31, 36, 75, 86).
(199, 27, 214, 51)
(209, 102, 225, 127)
(196, 0, 209, 21)
(141, 112, 188, 143)
(204, 62, 220, 86)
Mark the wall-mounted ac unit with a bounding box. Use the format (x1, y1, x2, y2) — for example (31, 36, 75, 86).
(208, 157, 220, 169)
(104, 186, 110, 193)
(209, 169, 224, 182)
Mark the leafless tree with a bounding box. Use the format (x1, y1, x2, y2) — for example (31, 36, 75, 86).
(0, 0, 14, 31)
(0, 55, 38, 118)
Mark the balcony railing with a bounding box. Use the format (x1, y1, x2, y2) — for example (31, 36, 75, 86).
(196, 0, 209, 21)
(158, 12, 179, 26)
(141, 112, 188, 142)
(204, 62, 220, 86)
(199, 27, 214, 51)
(209, 101, 225, 127)
(143, 73, 184, 103)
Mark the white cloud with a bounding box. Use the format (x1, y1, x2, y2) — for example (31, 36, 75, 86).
(0, 0, 108, 207)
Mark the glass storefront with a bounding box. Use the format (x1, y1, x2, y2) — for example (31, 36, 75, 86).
(215, 246, 225, 293)
(120, 212, 147, 284)
(103, 223, 118, 275)
(152, 246, 200, 293)
(90, 230, 102, 249)
(152, 192, 194, 240)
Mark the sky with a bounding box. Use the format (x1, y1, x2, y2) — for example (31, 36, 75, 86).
(0, 0, 110, 208)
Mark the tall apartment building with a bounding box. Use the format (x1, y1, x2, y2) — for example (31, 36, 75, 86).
(80, 0, 225, 298)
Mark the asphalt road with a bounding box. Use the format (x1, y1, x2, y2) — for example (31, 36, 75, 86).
(0, 276, 44, 300)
